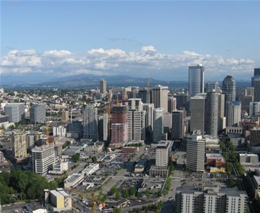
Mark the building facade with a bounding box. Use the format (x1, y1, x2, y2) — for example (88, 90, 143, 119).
(100, 79, 107, 94)
(4, 103, 25, 123)
(226, 101, 241, 127)
(153, 108, 164, 143)
(176, 186, 247, 213)
(205, 91, 219, 136)
(83, 105, 98, 140)
(31, 144, 55, 174)
(110, 106, 128, 147)
(190, 95, 205, 134)
(186, 131, 205, 172)
(11, 131, 27, 159)
(151, 85, 169, 113)
(253, 76, 260, 102)
(127, 99, 146, 141)
(188, 65, 205, 97)
(156, 141, 170, 167)
(30, 104, 46, 124)
(171, 110, 184, 140)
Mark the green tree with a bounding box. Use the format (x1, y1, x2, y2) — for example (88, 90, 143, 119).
(115, 190, 120, 199)
(92, 156, 97, 163)
(72, 153, 80, 162)
(145, 188, 151, 199)
(123, 189, 129, 198)
(136, 192, 142, 199)
(110, 186, 117, 195)
(157, 201, 163, 210)
(129, 186, 136, 196)
(113, 208, 122, 213)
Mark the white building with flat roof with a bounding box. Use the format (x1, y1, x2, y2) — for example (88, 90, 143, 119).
(187, 131, 205, 172)
(31, 144, 55, 175)
(156, 140, 170, 167)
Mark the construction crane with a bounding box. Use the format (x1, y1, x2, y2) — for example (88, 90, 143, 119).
(75, 192, 106, 213)
(45, 121, 52, 145)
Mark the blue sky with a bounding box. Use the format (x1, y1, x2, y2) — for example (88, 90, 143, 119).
(1, 0, 260, 83)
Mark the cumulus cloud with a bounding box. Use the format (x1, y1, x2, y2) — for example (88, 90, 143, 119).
(0, 46, 256, 80)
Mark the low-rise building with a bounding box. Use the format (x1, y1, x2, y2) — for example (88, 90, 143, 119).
(134, 159, 149, 173)
(64, 173, 84, 189)
(44, 188, 72, 212)
(240, 153, 259, 164)
(206, 153, 226, 167)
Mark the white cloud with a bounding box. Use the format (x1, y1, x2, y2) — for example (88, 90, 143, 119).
(0, 46, 256, 80)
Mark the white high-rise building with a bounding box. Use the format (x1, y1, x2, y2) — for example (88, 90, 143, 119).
(153, 108, 164, 143)
(53, 125, 67, 137)
(143, 103, 154, 131)
(186, 131, 205, 172)
(151, 85, 169, 113)
(127, 99, 146, 141)
(156, 140, 170, 167)
(102, 113, 109, 141)
(100, 79, 107, 94)
(83, 105, 98, 140)
(31, 144, 55, 174)
(188, 64, 204, 97)
(226, 101, 241, 127)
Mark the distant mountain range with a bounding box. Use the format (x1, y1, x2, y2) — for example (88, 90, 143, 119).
(0, 74, 251, 90)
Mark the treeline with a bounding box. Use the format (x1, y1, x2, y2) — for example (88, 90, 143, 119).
(0, 168, 65, 205)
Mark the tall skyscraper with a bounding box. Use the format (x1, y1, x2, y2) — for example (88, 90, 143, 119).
(218, 93, 226, 130)
(153, 108, 164, 143)
(254, 68, 260, 76)
(253, 77, 260, 102)
(168, 96, 177, 113)
(156, 141, 170, 167)
(188, 64, 204, 97)
(4, 103, 25, 123)
(151, 85, 169, 112)
(30, 104, 46, 124)
(127, 99, 146, 141)
(226, 101, 241, 127)
(175, 93, 190, 112)
(249, 102, 260, 118)
(110, 106, 128, 147)
(205, 81, 220, 93)
(190, 95, 205, 134)
(138, 88, 150, 103)
(205, 91, 218, 136)
(171, 110, 184, 140)
(100, 79, 107, 94)
(102, 113, 109, 141)
(186, 131, 205, 172)
(222, 75, 236, 115)
(83, 105, 98, 140)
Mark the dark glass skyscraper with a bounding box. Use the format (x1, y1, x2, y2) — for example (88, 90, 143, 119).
(222, 75, 236, 103)
(188, 65, 204, 97)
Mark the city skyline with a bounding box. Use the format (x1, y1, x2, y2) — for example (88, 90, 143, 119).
(1, 0, 260, 83)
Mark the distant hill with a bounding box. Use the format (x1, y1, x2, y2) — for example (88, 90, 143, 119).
(1, 74, 250, 90)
